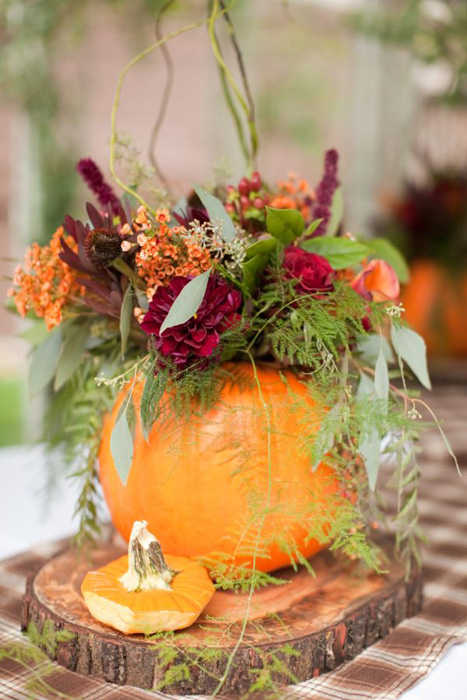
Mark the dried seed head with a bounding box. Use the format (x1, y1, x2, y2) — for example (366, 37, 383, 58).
(84, 228, 123, 268)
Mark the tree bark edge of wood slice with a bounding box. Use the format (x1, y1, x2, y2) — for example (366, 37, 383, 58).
(21, 539, 423, 696)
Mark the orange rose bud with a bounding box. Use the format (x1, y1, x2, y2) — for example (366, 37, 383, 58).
(351, 259, 400, 302)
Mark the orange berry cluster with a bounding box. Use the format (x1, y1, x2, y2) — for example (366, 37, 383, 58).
(8, 227, 83, 330)
(132, 208, 211, 301)
(269, 172, 316, 221)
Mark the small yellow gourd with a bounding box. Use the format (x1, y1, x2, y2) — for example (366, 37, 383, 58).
(81, 521, 215, 634)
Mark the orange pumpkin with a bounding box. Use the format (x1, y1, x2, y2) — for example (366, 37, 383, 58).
(82, 521, 215, 634)
(99, 363, 337, 575)
(402, 260, 467, 357)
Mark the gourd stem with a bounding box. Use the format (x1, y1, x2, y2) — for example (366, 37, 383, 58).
(119, 521, 177, 592)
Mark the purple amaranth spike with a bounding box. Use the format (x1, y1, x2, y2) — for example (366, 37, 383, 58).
(310, 149, 340, 237)
(77, 158, 121, 215)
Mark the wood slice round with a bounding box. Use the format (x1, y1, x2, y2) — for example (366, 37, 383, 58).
(22, 540, 423, 696)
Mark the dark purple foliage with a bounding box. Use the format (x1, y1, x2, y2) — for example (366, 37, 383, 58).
(172, 205, 210, 228)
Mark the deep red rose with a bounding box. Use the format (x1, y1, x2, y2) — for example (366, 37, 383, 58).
(283, 246, 335, 296)
(141, 275, 242, 369)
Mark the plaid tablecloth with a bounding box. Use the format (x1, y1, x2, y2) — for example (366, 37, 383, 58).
(1, 385, 466, 700)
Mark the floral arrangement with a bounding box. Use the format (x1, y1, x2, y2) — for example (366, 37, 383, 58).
(9, 145, 450, 572)
(6, 2, 458, 591)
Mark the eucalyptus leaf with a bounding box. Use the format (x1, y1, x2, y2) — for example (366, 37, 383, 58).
(136, 289, 149, 313)
(356, 372, 376, 400)
(121, 191, 139, 210)
(311, 403, 342, 470)
(28, 326, 63, 397)
(19, 320, 48, 347)
(374, 343, 389, 401)
(326, 187, 344, 237)
(193, 185, 236, 242)
(54, 323, 89, 391)
(391, 325, 432, 390)
(172, 195, 188, 216)
(359, 428, 381, 490)
(120, 285, 133, 358)
(160, 269, 211, 334)
(367, 237, 410, 284)
(140, 370, 168, 442)
(356, 334, 394, 365)
(265, 207, 305, 244)
(300, 236, 371, 269)
(110, 397, 134, 486)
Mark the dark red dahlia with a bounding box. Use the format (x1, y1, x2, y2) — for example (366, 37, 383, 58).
(141, 275, 242, 369)
(284, 246, 335, 296)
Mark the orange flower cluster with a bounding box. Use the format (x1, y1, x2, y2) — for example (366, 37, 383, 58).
(132, 208, 211, 302)
(8, 227, 83, 330)
(269, 172, 316, 221)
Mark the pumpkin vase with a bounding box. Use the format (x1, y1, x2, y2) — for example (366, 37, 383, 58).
(99, 363, 338, 575)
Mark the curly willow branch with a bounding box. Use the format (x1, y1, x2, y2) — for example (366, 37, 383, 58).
(208, 0, 259, 172)
(147, 0, 175, 192)
(220, 0, 259, 168)
(213, 29, 250, 165)
(110, 16, 209, 211)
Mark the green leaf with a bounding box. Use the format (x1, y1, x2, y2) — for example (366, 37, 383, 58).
(359, 428, 381, 490)
(356, 333, 394, 365)
(160, 269, 211, 334)
(28, 326, 63, 397)
(300, 236, 371, 269)
(19, 320, 48, 347)
(265, 207, 305, 244)
(136, 289, 149, 313)
(311, 403, 342, 470)
(242, 256, 263, 294)
(110, 395, 134, 486)
(244, 237, 277, 261)
(121, 191, 139, 210)
(374, 342, 389, 401)
(242, 237, 278, 293)
(391, 325, 432, 390)
(193, 185, 236, 242)
(140, 370, 168, 442)
(304, 218, 324, 237)
(326, 187, 344, 237)
(367, 237, 410, 283)
(54, 323, 89, 391)
(356, 372, 376, 400)
(172, 196, 188, 216)
(120, 285, 133, 358)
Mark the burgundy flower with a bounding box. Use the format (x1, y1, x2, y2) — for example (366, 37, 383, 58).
(284, 247, 335, 296)
(77, 158, 121, 215)
(311, 149, 340, 237)
(141, 275, 242, 369)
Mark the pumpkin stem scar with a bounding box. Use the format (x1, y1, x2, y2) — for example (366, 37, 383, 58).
(119, 520, 178, 592)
